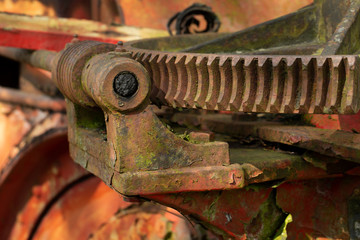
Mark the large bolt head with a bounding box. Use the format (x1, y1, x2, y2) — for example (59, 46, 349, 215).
(113, 72, 139, 98)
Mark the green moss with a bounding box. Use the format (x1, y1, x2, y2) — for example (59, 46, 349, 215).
(273, 214, 293, 240)
(203, 194, 220, 222)
(176, 131, 190, 141)
(135, 152, 156, 169)
(75, 104, 106, 130)
(313, 47, 324, 55)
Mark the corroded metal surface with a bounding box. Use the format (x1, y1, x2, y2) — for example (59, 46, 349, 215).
(3, 0, 360, 239)
(0, 102, 195, 239)
(88, 202, 194, 240)
(258, 126, 360, 164)
(0, 47, 56, 71)
(0, 129, 86, 240)
(53, 41, 116, 107)
(126, 49, 360, 114)
(172, 113, 360, 164)
(276, 176, 360, 239)
(148, 188, 280, 239)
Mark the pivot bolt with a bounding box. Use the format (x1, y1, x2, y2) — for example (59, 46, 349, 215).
(115, 41, 124, 52)
(113, 71, 138, 98)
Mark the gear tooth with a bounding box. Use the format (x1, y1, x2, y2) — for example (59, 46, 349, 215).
(267, 58, 286, 113)
(174, 54, 186, 65)
(231, 56, 241, 67)
(340, 56, 360, 114)
(207, 55, 218, 66)
(173, 56, 187, 107)
(194, 57, 208, 109)
(164, 56, 178, 107)
(310, 57, 329, 114)
(331, 56, 342, 67)
(131, 51, 138, 59)
(149, 53, 159, 63)
(195, 56, 205, 66)
(217, 58, 232, 110)
(316, 57, 327, 67)
(136, 52, 144, 61)
(295, 57, 306, 113)
(165, 54, 175, 64)
(244, 57, 253, 67)
(185, 55, 195, 65)
(241, 58, 257, 112)
(156, 56, 169, 103)
(254, 58, 272, 112)
(271, 56, 282, 67)
(324, 57, 337, 112)
(205, 57, 220, 109)
(281, 58, 301, 113)
(156, 53, 166, 63)
(229, 58, 243, 111)
(149, 55, 161, 105)
(297, 57, 316, 113)
(347, 55, 356, 67)
(336, 57, 347, 113)
(143, 52, 151, 62)
(184, 57, 197, 107)
(257, 57, 267, 67)
(137, 52, 152, 99)
(219, 56, 229, 67)
(302, 56, 312, 66)
(285, 56, 297, 66)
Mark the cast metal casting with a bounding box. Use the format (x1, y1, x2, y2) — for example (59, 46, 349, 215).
(2, 0, 360, 238)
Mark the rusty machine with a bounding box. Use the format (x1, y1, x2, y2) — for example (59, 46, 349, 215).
(1, 0, 360, 239)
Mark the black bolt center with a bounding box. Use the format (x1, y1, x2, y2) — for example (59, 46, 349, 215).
(113, 71, 138, 98)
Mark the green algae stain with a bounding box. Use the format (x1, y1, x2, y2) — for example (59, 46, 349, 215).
(273, 214, 293, 240)
(135, 152, 156, 169)
(203, 194, 221, 222)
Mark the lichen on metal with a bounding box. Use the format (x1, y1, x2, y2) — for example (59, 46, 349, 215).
(5, 0, 360, 238)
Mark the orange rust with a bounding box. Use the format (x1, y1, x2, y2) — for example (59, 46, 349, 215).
(116, 0, 313, 32)
(0, 104, 31, 169)
(31, 178, 129, 240)
(0, 0, 57, 17)
(89, 203, 192, 240)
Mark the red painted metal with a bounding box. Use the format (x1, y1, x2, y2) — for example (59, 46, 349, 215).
(0, 28, 119, 51)
(339, 111, 360, 133)
(277, 176, 360, 239)
(307, 111, 360, 133)
(147, 188, 278, 239)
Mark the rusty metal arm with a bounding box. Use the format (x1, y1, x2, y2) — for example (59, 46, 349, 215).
(0, 46, 56, 72)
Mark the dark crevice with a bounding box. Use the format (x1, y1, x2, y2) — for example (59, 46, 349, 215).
(269, 188, 289, 239)
(0, 56, 19, 89)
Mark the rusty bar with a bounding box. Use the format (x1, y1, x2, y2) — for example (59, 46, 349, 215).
(257, 126, 360, 164)
(172, 113, 360, 164)
(0, 46, 56, 71)
(110, 152, 340, 195)
(0, 86, 65, 111)
(0, 12, 168, 51)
